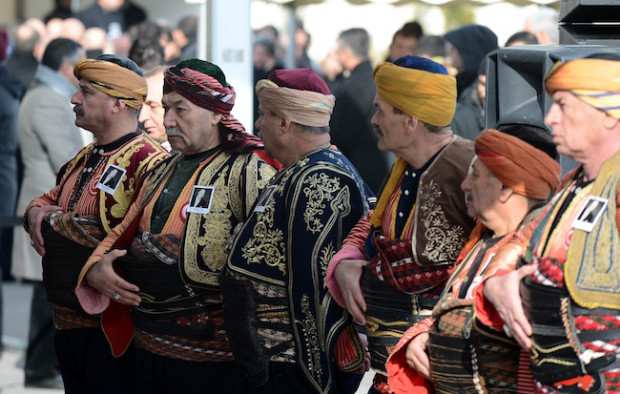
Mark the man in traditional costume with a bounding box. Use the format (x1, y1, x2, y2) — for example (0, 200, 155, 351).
(477, 54, 620, 393)
(24, 54, 169, 393)
(220, 68, 372, 393)
(326, 55, 476, 394)
(385, 127, 561, 394)
(74, 59, 278, 394)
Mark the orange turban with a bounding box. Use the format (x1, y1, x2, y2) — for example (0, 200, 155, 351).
(373, 61, 457, 126)
(545, 58, 620, 119)
(475, 129, 561, 200)
(74, 58, 147, 109)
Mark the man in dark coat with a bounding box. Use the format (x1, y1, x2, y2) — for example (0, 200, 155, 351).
(330, 28, 391, 194)
(0, 28, 23, 349)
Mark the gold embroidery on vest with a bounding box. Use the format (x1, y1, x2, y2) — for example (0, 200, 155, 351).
(319, 243, 335, 287)
(242, 218, 286, 275)
(303, 173, 341, 234)
(184, 152, 234, 286)
(300, 294, 323, 384)
(100, 140, 147, 233)
(418, 180, 465, 264)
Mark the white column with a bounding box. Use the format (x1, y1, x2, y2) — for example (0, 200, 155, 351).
(206, 0, 253, 133)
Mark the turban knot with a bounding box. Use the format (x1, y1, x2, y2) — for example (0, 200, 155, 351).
(256, 79, 335, 127)
(164, 60, 246, 134)
(373, 61, 457, 127)
(545, 58, 620, 119)
(74, 58, 147, 110)
(475, 129, 561, 200)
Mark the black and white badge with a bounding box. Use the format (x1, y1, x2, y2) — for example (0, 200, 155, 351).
(254, 185, 277, 213)
(187, 186, 215, 214)
(572, 196, 608, 232)
(96, 164, 126, 195)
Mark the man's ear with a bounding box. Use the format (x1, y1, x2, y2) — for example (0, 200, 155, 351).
(211, 111, 224, 127)
(111, 98, 126, 114)
(498, 186, 514, 203)
(278, 117, 292, 134)
(603, 112, 619, 130)
(404, 114, 418, 135)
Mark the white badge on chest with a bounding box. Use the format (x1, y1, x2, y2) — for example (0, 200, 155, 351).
(96, 164, 126, 195)
(572, 196, 608, 232)
(254, 185, 277, 213)
(187, 186, 215, 214)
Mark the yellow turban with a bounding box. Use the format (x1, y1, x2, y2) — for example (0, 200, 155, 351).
(475, 129, 561, 200)
(256, 79, 335, 127)
(373, 61, 457, 127)
(74, 58, 147, 110)
(545, 58, 620, 119)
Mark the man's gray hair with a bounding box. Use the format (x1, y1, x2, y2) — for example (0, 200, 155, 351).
(526, 7, 559, 43)
(338, 28, 370, 59)
(294, 122, 330, 135)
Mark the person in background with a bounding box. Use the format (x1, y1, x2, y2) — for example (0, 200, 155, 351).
(505, 31, 539, 47)
(173, 15, 197, 60)
(330, 27, 391, 194)
(7, 22, 42, 94)
(385, 21, 424, 63)
(44, 0, 74, 23)
(452, 60, 488, 141)
(524, 7, 559, 45)
(78, 0, 146, 40)
(0, 28, 22, 343)
(417, 35, 448, 63)
(252, 36, 284, 133)
(138, 66, 169, 151)
(444, 24, 498, 98)
(59, 18, 85, 45)
(83, 27, 107, 58)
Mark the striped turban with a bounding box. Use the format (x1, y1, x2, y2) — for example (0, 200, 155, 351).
(373, 56, 457, 127)
(256, 68, 335, 128)
(164, 59, 245, 134)
(475, 129, 561, 200)
(74, 57, 147, 110)
(545, 58, 620, 119)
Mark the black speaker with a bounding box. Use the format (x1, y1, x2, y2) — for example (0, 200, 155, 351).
(485, 45, 620, 173)
(560, 0, 620, 23)
(559, 25, 620, 46)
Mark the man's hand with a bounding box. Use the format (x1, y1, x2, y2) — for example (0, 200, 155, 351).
(356, 332, 371, 374)
(483, 263, 538, 350)
(85, 249, 141, 306)
(406, 332, 432, 380)
(27, 205, 63, 256)
(334, 259, 368, 324)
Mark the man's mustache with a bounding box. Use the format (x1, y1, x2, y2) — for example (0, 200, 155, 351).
(73, 105, 84, 116)
(165, 127, 183, 137)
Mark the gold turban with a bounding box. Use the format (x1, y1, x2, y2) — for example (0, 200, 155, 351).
(255, 79, 335, 127)
(545, 58, 620, 119)
(74, 59, 147, 110)
(373, 62, 457, 127)
(475, 129, 561, 200)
